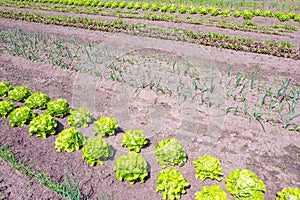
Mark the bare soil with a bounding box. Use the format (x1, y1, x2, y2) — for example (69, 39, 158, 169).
(0, 10, 300, 200)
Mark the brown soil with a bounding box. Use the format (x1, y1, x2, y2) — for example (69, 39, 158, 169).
(0, 9, 300, 200)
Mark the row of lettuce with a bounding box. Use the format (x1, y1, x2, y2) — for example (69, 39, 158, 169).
(0, 9, 298, 60)
(0, 82, 299, 200)
(20, 0, 300, 22)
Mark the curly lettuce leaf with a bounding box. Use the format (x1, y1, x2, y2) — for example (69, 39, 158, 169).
(226, 169, 266, 200)
(68, 108, 93, 128)
(194, 185, 229, 200)
(156, 168, 190, 200)
(46, 99, 70, 118)
(94, 116, 118, 136)
(154, 138, 187, 168)
(114, 152, 148, 184)
(25, 92, 50, 109)
(7, 86, 31, 102)
(55, 127, 86, 152)
(193, 155, 224, 181)
(121, 130, 148, 152)
(276, 187, 300, 200)
(82, 137, 114, 166)
(0, 101, 16, 118)
(0, 82, 13, 97)
(29, 113, 57, 138)
(7, 106, 34, 127)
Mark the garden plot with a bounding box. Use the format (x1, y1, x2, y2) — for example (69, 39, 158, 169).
(0, 1, 300, 199)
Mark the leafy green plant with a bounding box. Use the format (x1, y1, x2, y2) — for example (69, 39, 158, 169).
(161, 4, 168, 13)
(233, 11, 241, 18)
(226, 169, 266, 200)
(94, 116, 118, 136)
(156, 168, 190, 200)
(121, 130, 147, 153)
(168, 4, 177, 13)
(111, 1, 119, 8)
(221, 10, 231, 17)
(118, 1, 126, 8)
(55, 127, 86, 152)
(154, 138, 187, 168)
(141, 2, 149, 10)
(150, 3, 159, 11)
(242, 10, 253, 20)
(195, 185, 229, 200)
(276, 187, 300, 200)
(28, 113, 57, 138)
(46, 99, 70, 118)
(7, 86, 31, 102)
(0, 101, 15, 118)
(209, 7, 219, 16)
(25, 92, 50, 109)
(7, 106, 34, 127)
(126, 1, 134, 9)
(198, 6, 208, 15)
(82, 137, 114, 166)
(188, 6, 197, 14)
(193, 155, 224, 181)
(178, 5, 187, 14)
(263, 10, 273, 17)
(0, 82, 12, 97)
(68, 108, 92, 128)
(114, 152, 148, 184)
(133, 2, 141, 10)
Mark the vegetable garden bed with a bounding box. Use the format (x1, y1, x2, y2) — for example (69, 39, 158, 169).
(0, 0, 299, 199)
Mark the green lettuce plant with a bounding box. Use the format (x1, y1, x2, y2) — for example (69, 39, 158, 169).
(25, 92, 50, 109)
(156, 168, 190, 200)
(226, 169, 266, 200)
(7, 86, 31, 102)
(0, 101, 15, 118)
(276, 188, 300, 200)
(133, 2, 141, 10)
(178, 5, 187, 14)
(7, 106, 35, 127)
(154, 138, 187, 168)
(194, 185, 229, 200)
(114, 152, 148, 184)
(28, 113, 57, 138)
(142, 2, 150, 10)
(168, 4, 177, 13)
(118, 1, 126, 8)
(121, 130, 147, 153)
(94, 116, 118, 136)
(82, 137, 114, 166)
(150, 3, 159, 11)
(46, 99, 70, 118)
(68, 108, 93, 128)
(55, 127, 86, 152)
(193, 155, 223, 181)
(0, 82, 13, 97)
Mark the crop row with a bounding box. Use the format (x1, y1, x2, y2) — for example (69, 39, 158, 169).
(3, 0, 298, 36)
(16, 0, 300, 22)
(1, 82, 299, 199)
(1, 28, 299, 131)
(0, 9, 298, 60)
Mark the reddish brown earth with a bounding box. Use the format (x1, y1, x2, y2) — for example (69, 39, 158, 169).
(0, 6, 300, 200)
